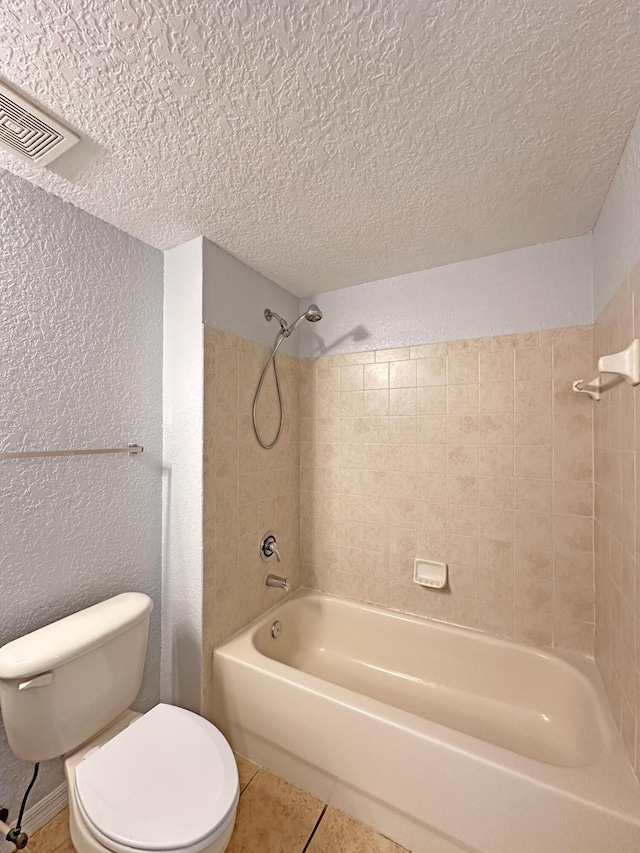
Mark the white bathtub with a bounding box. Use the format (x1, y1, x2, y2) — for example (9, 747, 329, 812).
(211, 590, 640, 853)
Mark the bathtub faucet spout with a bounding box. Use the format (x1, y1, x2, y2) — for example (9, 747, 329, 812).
(265, 573, 289, 592)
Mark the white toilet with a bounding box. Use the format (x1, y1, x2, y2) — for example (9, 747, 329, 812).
(0, 593, 239, 853)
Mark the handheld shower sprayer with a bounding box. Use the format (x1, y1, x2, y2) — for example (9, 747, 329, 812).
(253, 304, 323, 448)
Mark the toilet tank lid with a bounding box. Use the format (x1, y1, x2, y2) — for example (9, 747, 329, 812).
(0, 593, 153, 680)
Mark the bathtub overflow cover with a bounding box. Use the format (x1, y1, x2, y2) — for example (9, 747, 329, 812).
(271, 620, 282, 639)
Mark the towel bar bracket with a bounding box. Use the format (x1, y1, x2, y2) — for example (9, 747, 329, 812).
(572, 379, 601, 401)
(572, 339, 640, 402)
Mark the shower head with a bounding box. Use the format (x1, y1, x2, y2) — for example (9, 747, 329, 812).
(264, 304, 323, 337)
(305, 304, 323, 322)
(286, 304, 324, 335)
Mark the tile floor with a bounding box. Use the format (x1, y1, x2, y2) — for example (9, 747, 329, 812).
(28, 754, 408, 852)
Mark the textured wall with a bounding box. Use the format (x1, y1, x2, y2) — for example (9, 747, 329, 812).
(0, 169, 163, 806)
(162, 239, 205, 711)
(593, 108, 640, 316)
(299, 237, 593, 358)
(0, 2, 639, 295)
(300, 326, 594, 654)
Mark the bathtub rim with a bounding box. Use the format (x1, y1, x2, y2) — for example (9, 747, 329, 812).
(218, 586, 596, 672)
(250, 588, 602, 697)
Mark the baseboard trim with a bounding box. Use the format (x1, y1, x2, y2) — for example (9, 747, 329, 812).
(22, 782, 68, 836)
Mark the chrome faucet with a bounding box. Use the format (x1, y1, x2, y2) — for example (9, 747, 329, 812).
(260, 531, 281, 562)
(268, 538, 281, 562)
(261, 532, 288, 590)
(265, 573, 289, 592)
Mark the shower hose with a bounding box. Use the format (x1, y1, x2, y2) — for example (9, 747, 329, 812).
(252, 331, 287, 449)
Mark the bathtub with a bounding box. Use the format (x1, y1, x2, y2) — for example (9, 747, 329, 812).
(211, 590, 640, 853)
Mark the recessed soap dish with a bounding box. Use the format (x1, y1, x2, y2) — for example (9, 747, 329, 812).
(413, 558, 448, 589)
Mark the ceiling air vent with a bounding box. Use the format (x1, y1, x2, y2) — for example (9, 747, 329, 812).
(0, 82, 79, 166)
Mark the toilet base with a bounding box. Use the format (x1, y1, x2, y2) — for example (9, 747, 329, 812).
(68, 789, 236, 853)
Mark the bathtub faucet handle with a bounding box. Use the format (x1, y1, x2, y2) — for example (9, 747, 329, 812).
(260, 531, 281, 562)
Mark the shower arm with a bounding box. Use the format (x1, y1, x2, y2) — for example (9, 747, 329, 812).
(264, 309, 288, 335)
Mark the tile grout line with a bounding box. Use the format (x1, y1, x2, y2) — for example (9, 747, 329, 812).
(239, 765, 262, 797)
(301, 804, 328, 852)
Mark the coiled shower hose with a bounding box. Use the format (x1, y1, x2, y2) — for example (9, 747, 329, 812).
(252, 331, 287, 449)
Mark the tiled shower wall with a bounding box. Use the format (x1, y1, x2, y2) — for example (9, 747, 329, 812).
(202, 326, 300, 709)
(300, 326, 594, 654)
(593, 264, 640, 777)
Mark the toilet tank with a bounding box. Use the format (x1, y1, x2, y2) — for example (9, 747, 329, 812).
(0, 593, 153, 762)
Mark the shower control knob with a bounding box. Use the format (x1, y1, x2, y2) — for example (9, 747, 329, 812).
(260, 531, 281, 562)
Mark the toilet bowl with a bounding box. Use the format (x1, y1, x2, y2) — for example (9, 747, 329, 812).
(64, 704, 239, 853)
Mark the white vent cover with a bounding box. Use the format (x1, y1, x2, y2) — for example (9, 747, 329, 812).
(0, 82, 79, 166)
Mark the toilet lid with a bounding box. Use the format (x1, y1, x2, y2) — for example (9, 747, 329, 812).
(75, 704, 239, 852)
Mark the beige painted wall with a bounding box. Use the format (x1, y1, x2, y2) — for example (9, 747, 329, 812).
(300, 326, 594, 654)
(593, 262, 640, 778)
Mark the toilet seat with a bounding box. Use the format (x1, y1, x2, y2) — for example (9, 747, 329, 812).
(74, 704, 239, 853)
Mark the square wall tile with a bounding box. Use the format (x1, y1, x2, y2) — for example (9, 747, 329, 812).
(264, 325, 598, 725)
(389, 360, 417, 388)
(479, 349, 514, 382)
(447, 352, 479, 384)
(417, 357, 446, 386)
(364, 362, 389, 390)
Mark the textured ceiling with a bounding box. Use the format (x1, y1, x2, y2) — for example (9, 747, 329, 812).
(1, 0, 639, 297)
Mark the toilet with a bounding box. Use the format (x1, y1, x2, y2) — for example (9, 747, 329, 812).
(0, 593, 238, 853)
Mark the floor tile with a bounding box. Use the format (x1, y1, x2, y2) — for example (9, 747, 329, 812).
(226, 768, 324, 853)
(28, 772, 410, 853)
(234, 752, 260, 792)
(27, 808, 74, 853)
(306, 807, 409, 853)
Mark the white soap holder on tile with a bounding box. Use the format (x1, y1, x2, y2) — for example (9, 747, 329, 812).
(413, 558, 448, 589)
